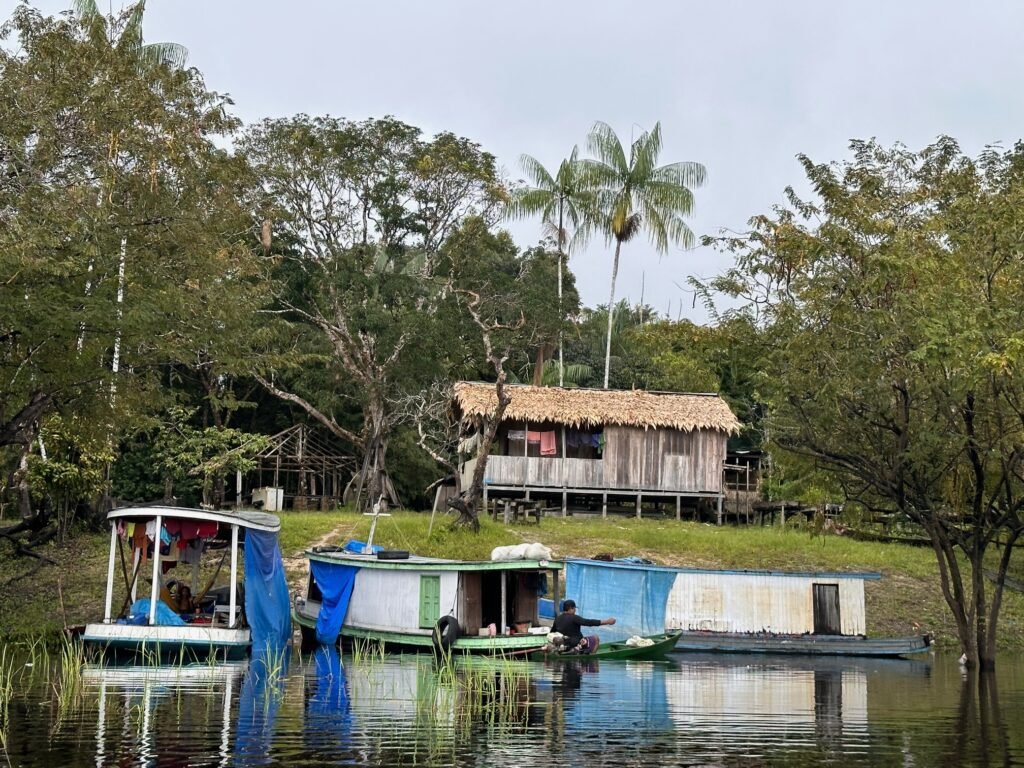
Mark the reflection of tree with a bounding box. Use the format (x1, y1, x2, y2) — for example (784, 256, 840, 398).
(944, 672, 1010, 767)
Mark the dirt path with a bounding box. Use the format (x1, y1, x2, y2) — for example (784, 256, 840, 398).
(282, 519, 358, 592)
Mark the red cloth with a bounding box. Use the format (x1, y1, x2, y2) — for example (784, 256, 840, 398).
(540, 431, 557, 456)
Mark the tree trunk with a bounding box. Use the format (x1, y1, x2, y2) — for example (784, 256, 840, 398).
(452, 373, 512, 530)
(557, 197, 565, 388)
(602, 239, 623, 389)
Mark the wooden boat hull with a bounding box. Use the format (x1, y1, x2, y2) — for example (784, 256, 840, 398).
(82, 623, 251, 662)
(292, 608, 551, 656)
(672, 630, 932, 658)
(528, 632, 682, 662)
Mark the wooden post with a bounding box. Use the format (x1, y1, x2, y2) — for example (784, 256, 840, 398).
(561, 490, 567, 518)
(602, 492, 607, 518)
(500, 571, 507, 634)
(716, 495, 723, 526)
(148, 514, 163, 625)
(636, 491, 642, 519)
(103, 522, 117, 623)
(228, 524, 239, 628)
(676, 495, 681, 522)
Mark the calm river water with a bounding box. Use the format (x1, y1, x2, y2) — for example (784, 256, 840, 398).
(2, 647, 1023, 767)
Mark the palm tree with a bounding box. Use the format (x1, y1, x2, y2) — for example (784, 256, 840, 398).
(74, 0, 188, 69)
(579, 121, 705, 388)
(507, 147, 592, 386)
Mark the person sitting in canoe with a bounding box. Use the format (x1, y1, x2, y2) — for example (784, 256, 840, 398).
(551, 599, 615, 654)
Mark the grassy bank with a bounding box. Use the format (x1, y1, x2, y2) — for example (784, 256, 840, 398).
(3, 509, 1023, 649)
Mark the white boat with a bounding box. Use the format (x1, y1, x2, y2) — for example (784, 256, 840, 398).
(82, 505, 290, 662)
(294, 544, 563, 655)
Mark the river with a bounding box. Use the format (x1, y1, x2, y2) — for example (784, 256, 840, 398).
(1, 647, 1020, 766)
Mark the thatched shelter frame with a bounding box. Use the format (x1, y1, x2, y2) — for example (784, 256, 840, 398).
(452, 382, 741, 521)
(250, 424, 353, 511)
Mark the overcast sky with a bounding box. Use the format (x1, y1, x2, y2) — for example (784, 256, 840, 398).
(11, 0, 1024, 323)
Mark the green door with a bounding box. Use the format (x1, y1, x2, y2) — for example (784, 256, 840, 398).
(419, 575, 441, 628)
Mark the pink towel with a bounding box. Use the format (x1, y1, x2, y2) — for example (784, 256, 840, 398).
(540, 431, 557, 456)
(526, 430, 542, 444)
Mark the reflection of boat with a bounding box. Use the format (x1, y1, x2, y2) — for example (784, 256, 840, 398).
(557, 558, 932, 658)
(529, 632, 683, 661)
(294, 545, 562, 655)
(82, 505, 291, 662)
(84, 660, 246, 768)
(673, 630, 932, 657)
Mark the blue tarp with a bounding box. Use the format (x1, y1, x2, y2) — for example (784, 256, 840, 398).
(343, 539, 381, 554)
(234, 648, 287, 766)
(310, 560, 359, 646)
(244, 529, 292, 653)
(563, 559, 677, 641)
(122, 598, 185, 626)
(305, 646, 352, 753)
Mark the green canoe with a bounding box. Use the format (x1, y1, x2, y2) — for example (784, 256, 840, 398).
(528, 631, 681, 662)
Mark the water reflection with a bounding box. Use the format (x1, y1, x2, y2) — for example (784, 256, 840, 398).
(10, 649, 1024, 766)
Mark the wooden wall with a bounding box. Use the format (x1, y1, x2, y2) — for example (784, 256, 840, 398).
(478, 425, 727, 495)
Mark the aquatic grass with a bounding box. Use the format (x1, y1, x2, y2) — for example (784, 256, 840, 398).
(49, 636, 86, 734)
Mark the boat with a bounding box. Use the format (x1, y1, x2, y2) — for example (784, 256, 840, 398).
(528, 631, 682, 662)
(293, 541, 563, 655)
(82, 505, 292, 662)
(557, 557, 933, 659)
(672, 630, 931, 657)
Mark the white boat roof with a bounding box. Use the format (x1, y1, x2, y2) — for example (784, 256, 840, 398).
(106, 505, 280, 533)
(306, 549, 561, 572)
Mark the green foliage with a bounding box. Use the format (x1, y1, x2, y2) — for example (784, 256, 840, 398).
(0, 6, 263, 459)
(708, 136, 1024, 665)
(25, 416, 114, 537)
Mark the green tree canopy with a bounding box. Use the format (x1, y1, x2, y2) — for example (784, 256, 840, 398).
(709, 137, 1024, 669)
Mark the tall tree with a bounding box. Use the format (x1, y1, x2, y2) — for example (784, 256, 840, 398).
(240, 116, 505, 510)
(72, 0, 187, 69)
(708, 137, 1024, 670)
(0, 6, 260, 526)
(578, 121, 705, 388)
(507, 147, 591, 385)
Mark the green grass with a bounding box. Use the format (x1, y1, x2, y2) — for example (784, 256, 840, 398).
(3, 507, 1024, 650)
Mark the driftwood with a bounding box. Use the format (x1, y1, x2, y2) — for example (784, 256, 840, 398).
(0, 508, 58, 564)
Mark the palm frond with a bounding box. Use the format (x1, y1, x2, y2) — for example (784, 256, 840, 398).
(138, 42, 189, 69)
(586, 121, 628, 175)
(506, 187, 556, 221)
(518, 154, 556, 190)
(630, 122, 663, 184)
(653, 160, 707, 189)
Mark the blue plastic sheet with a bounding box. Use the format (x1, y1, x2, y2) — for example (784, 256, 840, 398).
(234, 648, 287, 766)
(310, 560, 359, 646)
(305, 646, 352, 753)
(123, 598, 185, 626)
(244, 529, 292, 653)
(563, 559, 677, 641)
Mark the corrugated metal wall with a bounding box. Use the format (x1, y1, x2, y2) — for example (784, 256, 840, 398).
(346, 570, 459, 633)
(665, 572, 866, 635)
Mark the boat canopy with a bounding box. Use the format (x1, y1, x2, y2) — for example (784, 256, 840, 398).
(106, 505, 281, 533)
(563, 559, 678, 643)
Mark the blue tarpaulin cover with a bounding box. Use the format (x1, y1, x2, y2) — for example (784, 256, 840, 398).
(563, 559, 677, 641)
(244, 529, 292, 653)
(310, 560, 359, 646)
(123, 598, 185, 626)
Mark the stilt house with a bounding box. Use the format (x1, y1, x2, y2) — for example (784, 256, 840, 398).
(453, 382, 741, 518)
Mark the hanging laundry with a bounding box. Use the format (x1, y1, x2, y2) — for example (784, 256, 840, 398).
(507, 429, 526, 441)
(540, 431, 557, 456)
(180, 539, 203, 565)
(566, 430, 581, 448)
(526, 430, 542, 444)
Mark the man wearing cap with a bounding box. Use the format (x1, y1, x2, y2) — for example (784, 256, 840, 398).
(552, 599, 616, 654)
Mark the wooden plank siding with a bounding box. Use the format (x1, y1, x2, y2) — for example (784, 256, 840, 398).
(480, 426, 726, 495)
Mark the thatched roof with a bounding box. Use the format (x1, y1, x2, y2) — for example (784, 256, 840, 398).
(453, 382, 741, 434)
